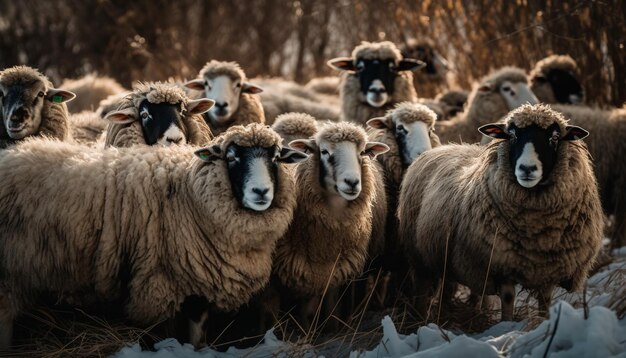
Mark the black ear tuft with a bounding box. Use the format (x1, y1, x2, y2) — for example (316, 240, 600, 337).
(562, 125, 589, 141)
(478, 123, 510, 139)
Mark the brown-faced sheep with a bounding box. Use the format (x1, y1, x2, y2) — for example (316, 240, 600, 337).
(0, 66, 75, 148)
(436, 67, 539, 144)
(552, 104, 626, 247)
(273, 122, 389, 326)
(104, 82, 214, 148)
(60, 74, 127, 113)
(398, 104, 603, 321)
(530, 55, 584, 105)
(185, 60, 265, 135)
(271, 112, 319, 146)
(0, 124, 307, 348)
(328, 41, 423, 127)
(400, 39, 451, 99)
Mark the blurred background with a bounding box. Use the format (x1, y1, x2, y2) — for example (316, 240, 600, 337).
(0, 0, 623, 106)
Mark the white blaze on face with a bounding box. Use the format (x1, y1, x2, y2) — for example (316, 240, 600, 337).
(366, 79, 388, 108)
(515, 142, 543, 188)
(204, 75, 242, 123)
(243, 157, 274, 211)
(500, 80, 539, 110)
(321, 141, 362, 201)
(398, 120, 432, 164)
(157, 125, 185, 146)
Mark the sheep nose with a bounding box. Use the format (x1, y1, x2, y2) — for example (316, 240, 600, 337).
(518, 164, 537, 175)
(252, 187, 270, 196)
(215, 102, 228, 109)
(344, 178, 360, 189)
(368, 87, 385, 94)
(11, 107, 29, 122)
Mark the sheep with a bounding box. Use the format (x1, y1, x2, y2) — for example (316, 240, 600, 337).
(328, 41, 424, 127)
(272, 122, 389, 326)
(0, 123, 308, 348)
(435, 67, 539, 144)
(551, 104, 626, 247)
(104, 82, 215, 148)
(530, 55, 584, 105)
(69, 111, 109, 145)
(435, 89, 469, 120)
(271, 112, 319, 146)
(60, 74, 127, 113)
(305, 76, 340, 96)
(400, 39, 451, 99)
(184, 60, 265, 136)
(0, 66, 75, 148)
(397, 104, 603, 321)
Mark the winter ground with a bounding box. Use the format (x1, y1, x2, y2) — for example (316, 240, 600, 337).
(112, 245, 626, 358)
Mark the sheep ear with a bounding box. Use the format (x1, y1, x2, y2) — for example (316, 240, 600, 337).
(242, 82, 263, 94)
(327, 57, 355, 71)
(288, 139, 317, 154)
(104, 107, 137, 124)
(278, 147, 309, 164)
(46, 88, 76, 103)
(478, 123, 510, 139)
(195, 144, 223, 162)
(187, 98, 215, 115)
(363, 141, 390, 158)
(184, 79, 205, 91)
(562, 125, 589, 141)
(397, 59, 425, 71)
(367, 116, 393, 129)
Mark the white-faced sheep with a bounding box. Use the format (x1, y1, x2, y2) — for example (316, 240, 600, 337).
(400, 39, 451, 99)
(436, 67, 539, 144)
(184, 60, 265, 135)
(398, 104, 603, 321)
(435, 89, 469, 120)
(0, 66, 75, 148)
(530, 55, 584, 105)
(0, 123, 308, 348)
(328, 41, 424, 127)
(60, 74, 127, 113)
(552, 104, 626, 247)
(272, 122, 389, 325)
(271, 112, 319, 146)
(104, 82, 214, 148)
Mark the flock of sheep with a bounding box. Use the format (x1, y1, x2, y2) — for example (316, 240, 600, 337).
(0, 39, 624, 350)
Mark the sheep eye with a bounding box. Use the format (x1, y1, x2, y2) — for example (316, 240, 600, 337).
(226, 153, 237, 162)
(235, 83, 241, 88)
(320, 149, 330, 156)
(356, 62, 365, 72)
(141, 112, 149, 119)
(502, 86, 511, 92)
(508, 130, 517, 143)
(38, 91, 44, 97)
(550, 133, 560, 147)
(396, 124, 407, 134)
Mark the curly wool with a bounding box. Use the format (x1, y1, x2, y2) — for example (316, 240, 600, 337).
(398, 106, 603, 298)
(316, 121, 368, 150)
(507, 103, 568, 130)
(352, 41, 403, 62)
(436, 67, 529, 144)
(199, 60, 246, 81)
(105, 82, 212, 147)
(0, 66, 70, 148)
(0, 134, 296, 324)
(215, 122, 282, 150)
(271, 112, 318, 144)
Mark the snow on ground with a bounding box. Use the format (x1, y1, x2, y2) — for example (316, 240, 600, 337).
(112, 247, 626, 358)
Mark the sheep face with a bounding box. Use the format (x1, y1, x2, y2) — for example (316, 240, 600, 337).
(290, 138, 388, 201)
(196, 143, 307, 212)
(368, 115, 433, 165)
(479, 122, 589, 188)
(105, 98, 213, 146)
(0, 78, 74, 140)
(328, 56, 423, 108)
(401, 42, 449, 78)
(531, 69, 584, 105)
(185, 75, 262, 127)
(497, 80, 539, 110)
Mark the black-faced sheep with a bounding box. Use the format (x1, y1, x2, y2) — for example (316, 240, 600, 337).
(185, 60, 265, 135)
(60, 74, 127, 113)
(436, 67, 539, 144)
(0, 66, 75, 148)
(328, 41, 424, 127)
(398, 104, 603, 321)
(400, 39, 451, 99)
(271, 112, 319, 146)
(104, 82, 214, 148)
(0, 124, 308, 348)
(273, 122, 389, 326)
(530, 55, 584, 105)
(435, 89, 469, 120)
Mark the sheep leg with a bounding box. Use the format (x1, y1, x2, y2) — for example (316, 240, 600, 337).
(188, 310, 208, 348)
(536, 285, 554, 318)
(0, 294, 15, 349)
(499, 282, 516, 321)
